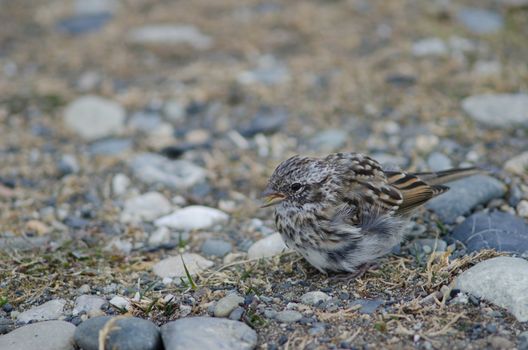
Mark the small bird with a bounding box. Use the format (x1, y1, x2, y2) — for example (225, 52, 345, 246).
(261, 152, 480, 276)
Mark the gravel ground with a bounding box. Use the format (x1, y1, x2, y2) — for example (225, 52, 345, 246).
(1, 0, 528, 349)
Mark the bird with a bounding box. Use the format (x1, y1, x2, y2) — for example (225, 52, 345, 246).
(261, 152, 480, 276)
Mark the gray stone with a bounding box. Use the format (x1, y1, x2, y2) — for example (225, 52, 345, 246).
(74, 316, 162, 350)
(300, 291, 331, 306)
(504, 151, 528, 176)
(121, 192, 172, 223)
(310, 129, 348, 152)
(214, 294, 244, 317)
(237, 55, 290, 86)
(17, 299, 66, 323)
(0, 321, 76, 350)
(56, 13, 112, 35)
(427, 152, 452, 171)
(247, 233, 290, 259)
(163, 100, 185, 121)
(0, 235, 50, 251)
(275, 310, 302, 323)
(155, 206, 228, 230)
(73, 295, 106, 315)
(129, 153, 206, 189)
(412, 238, 447, 254)
(201, 238, 233, 257)
(153, 253, 214, 278)
(57, 154, 80, 175)
(462, 94, 528, 128)
(412, 38, 448, 57)
(89, 138, 133, 155)
(519, 331, 528, 350)
(349, 299, 384, 314)
(455, 257, 528, 322)
(456, 8, 503, 35)
(239, 106, 288, 137)
(426, 175, 506, 224)
(0, 318, 14, 335)
(128, 25, 213, 50)
(128, 111, 163, 132)
(161, 317, 257, 350)
(229, 307, 244, 321)
(451, 211, 528, 253)
(63, 95, 126, 140)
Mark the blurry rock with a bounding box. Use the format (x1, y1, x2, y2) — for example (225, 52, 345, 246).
(57, 154, 80, 176)
(74, 316, 162, 350)
(121, 192, 172, 223)
(201, 238, 233, 257)
(455, 257, 528, 321)
(64, 95, 126, 140)
(128, 25, 213, 50)
(462, 93, 528, 128)
(0, 321, 75, 350)
(247, 233, 289, 259)
(56, 13, 112, 35)
(472, 61, 502, 78)
(427, 152, 452, 171)
(148, 227, 171, 247)
(73, 295, 106, 316)
(237, 55, 290, 86)
(456, 8, 503, 35)
(239, 106, 288, 137)
(129, 153, 206, 189)
(214, 294, 244, 317)
(17, 299, 66, 323)
(161, 317, 256, 350)
(427, 175, 506, 223)
(412, 238, 448, 254)
(128, 111, 163, 132)
(163, 100, 185, 122)
(504, 151, 528, 175)
(112, 173, 130, 196)
(89, 138, 132, 156)
(300, 291, 331, 306)
(451, 211, 528, 253)
(310, 129, 348, 151)
(385, 74, 416, 88)
(447, 36, 477, 54)
(275, 310, 302, 323)
(153, 253, 213, 278)
(412, 38, 448, 57)
(517, 200, 528, 218)
(77, 71, 101, 91)
(155, 206, 228, 230)
(104, 238, 133, 255)
(349, 299, 384, 314)
(74, 0, 117, 15)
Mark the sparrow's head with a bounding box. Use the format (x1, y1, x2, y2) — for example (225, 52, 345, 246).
(261, 155, 332, 208)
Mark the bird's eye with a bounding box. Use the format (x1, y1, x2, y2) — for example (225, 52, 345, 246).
(290, 183, 302, 192)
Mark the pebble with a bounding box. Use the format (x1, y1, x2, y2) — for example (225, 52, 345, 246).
(163, 100, 185, 122)
(504, 151, 528, 176)
(427, 152, 452, 171)
(518, 200, 528, 218)
(153, 253, 214, 278)
(214, 294, 244, 317)
(109, 296, 131, 310)
(462, 94, 528, 129)
(237, 55, 290, 86)
(0, 321, 76, 350)
(121, 192, 172, 223)
(349, 299, 384, 314)
(129, 153, 206, 189)
(56, 13, 112, 36)
(128, 111, 163, 132)
(63, 95, 126, 140)
(73, 295, 106, 315)
(160, 317, 257, 350)
(488, 336, 514, 350)
(300, 291, 331, 306)
(426, 175, 506, 224)
(104, 237, 133, 255)
(229, 307, 244, 321)
(275, 310, 303, 323)
(74, 316, 162, 350)
(17, 299, 66, 323)
(155, 206, 229, 230)
(455, 257, 528, 322)
(89, 138, 132, 156)
(247, 233, 289, 259)
(128, 25, 213, 50)
(148, 227, 171, 247)
(456, 8, 503, 35)
(112, 173, 131, 196)
(309, 129, 348, 152)
(451, 211, 528, 253)
(239, 106, 288, 137)
(77, 284, 91, 294)
(412, 239, 448, 254)
(412, 37, 448, 57)
(201, 238, 233, 257)
(57, 154, 80, 176)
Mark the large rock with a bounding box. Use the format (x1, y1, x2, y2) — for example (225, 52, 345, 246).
(247, 233, 290, 259)
(153, 253, 213, 278)
(129, 153, 206, 190)
(426, 175, 506, 223)
(0, 321, 76, 350)
(160, 317, 257, 350)
(462, 93, 528, 128)
(155, 206, 228, 230)
(74, 316, 162, 350)
(17, 299, 66, 323)
(63, 95, 126, 140)
(455, 257, 528, 322)
(451, 211, 528, 253)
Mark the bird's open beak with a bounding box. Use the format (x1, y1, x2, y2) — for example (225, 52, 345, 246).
(260, 188, 286, 208)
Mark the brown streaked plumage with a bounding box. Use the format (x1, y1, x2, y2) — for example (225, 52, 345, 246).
(262, 153, 480, 275)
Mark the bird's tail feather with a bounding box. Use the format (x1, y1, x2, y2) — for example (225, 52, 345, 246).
(412, 167, 482, 186)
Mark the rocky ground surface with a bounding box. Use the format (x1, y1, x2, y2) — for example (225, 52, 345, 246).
(1, 0, 528, 349)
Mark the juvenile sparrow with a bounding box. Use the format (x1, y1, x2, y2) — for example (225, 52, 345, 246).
(262, 153, 479, 275)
